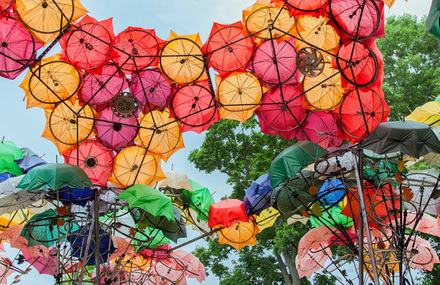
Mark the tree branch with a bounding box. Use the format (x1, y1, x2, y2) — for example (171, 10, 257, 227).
(275, 253, 293, 285)
(218, 168, 248, 190)
(282, 249, 302, 285)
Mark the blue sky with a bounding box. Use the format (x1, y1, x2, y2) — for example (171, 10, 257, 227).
(0, 0, 433, 284)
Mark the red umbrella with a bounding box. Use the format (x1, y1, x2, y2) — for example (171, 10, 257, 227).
(252, 38, 300, 86)
(0, 15, 42, 80)
(255, 85, 306, 140)
(114, 27, 166, 72)
(271, 0, 328, 17)
(203, 21, 254, 75)
(79, 63, 128, 106)
(208, 199, 249, 228)
(63, 140, 113, 187)
(297, 112, 344, 148)
(95, 107, 138, 149)
(60, 15, 116, 71)
(171, 80, 218, 133)
(0, 1, 12, 16)
(130, 69, 171, 109)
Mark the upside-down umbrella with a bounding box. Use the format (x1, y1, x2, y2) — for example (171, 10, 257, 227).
(0, 15, 42, 80)
(270, 141, 328, 189)
(60, 15, 116, 71)
(244, 173, 272, 216)
(137, 109, 184, 162)
(0, 141, 23, 176)
(159, 170, 193, 192)
(63, 140, 113, 187)
(203, 21, 254, 74)
(252, 37, 300, 85)
(208, 199, 249, 228)
(22, 246, 56, 275)
(255, 85, 307, 140)
(181, 180, 215, 221)
(0, 175, 41, 215)
(109, 146, 165, 188)
(79, 63, 128, 105)
(297, 112, 344, 149)
(130, 69, 171, 109)
(295, 16, 339, 51)
(217, 219, 259, 251)
(17, 163, 92, 191)
(216, 71, 265, 123)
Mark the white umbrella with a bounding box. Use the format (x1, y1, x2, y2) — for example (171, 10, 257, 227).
(0, 175, 42, 215)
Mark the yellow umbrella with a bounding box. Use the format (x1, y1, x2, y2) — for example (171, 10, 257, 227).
(136, 109, 184, 162)
(159, 31, 206, 85)
(406, 101, 440, 125)
(295, 16, 340, 52)
(381, 0, 396, 8)
(20, 54, 82, 109)
(15, 0, 88, 45)
(121, 254, 151, 272)
(217, 220, 259, 251)
(254, 207, 279, 231)
(108, 146, 165, 188)
(216, 72, 267, 123)
(41, 100, 95, 154)
(303, 63, 346, 111)
(0, 209, 33, 233)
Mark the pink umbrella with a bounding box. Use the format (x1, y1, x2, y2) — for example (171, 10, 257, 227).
(0, 256, 13, 285)
(96, 108, 138, 149)
(21, 246, 56, 275)
(254, 85, 306, 140)
(130, 69, 171, 109)
(170, 250, 205, 282)
(141, 244, 171, 261)
(252, 38, 300, 86)
(0, 15, 42, 80)
(152, 257, 186, 284)
(408, 235, 440, 271)
(80, 63, 128, 106)
(296, 246, 332, 279)
(297, 112, 344, 148)
(171, 80, 218, 133)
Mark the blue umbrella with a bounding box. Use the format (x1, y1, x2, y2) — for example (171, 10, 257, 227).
(15, 156, 47, 173)
(47, 186, 94, 207)
(317, 178, 346, 205)
(244, 173, 272, 216)
(0, 173, 12, 182)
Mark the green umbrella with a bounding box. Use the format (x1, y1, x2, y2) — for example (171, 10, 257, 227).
(181, 180, 215, 222)
(427, 0, 440, 39)
(116, 184, 175, 221)
(360, 121, 440, 159)
(310, 206, 353, 228)
(17, 163, 92, 191)
(134, 227, 170, 249)
(0, 141, 23, 176)
(270, 141, 328, 189)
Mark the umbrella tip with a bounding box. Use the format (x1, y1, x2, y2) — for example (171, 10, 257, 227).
(1, 136, 4, 143)
(56, 155, 58, 163)
(171, 164, 174, 170)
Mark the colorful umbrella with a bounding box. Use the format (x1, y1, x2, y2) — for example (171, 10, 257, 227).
(427, 0, 440, 39)
(297, 112, 344, 149)
(15, 156, 47, 173)
(159, 170, 193, 192)
(295, 16, 339, 51)
(181, 180, 215, 222)
(254, 207, 279, 231)
(406, 101, 440, 125)
(21, 244, 56, 275)
(130, 69, 171, 109)
(217, 219, 259, 251)
(208, 199, 249, 228)
(244, 173, 272, 216)
(317, 178, 345, 205)
(0, 175, 41, 215)
(0, 141, 23, 176)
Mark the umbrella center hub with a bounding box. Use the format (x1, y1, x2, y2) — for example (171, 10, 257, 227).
(42, 1, 48, 8)
(149, 87, 155, 93)
(371, 111, 376, 117)
(112, 92, 139, 118)
(132, 164, 139, 170)
(132, 48, 138, 56)
(85, 156, 98, 169)
(180, 59, 186, 64)
(79, 38, 85, 44)
(69, 118, 77, 124)
(86, 43, 93, 50)
(113, 122, 122, 131)
(1, 42, 7, 48)
(228, 47, 233, 52)
(156, 129, 162, 134)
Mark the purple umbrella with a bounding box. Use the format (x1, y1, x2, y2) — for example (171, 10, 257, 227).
(130, 69, 171, 109)
(96, 108, 138, 149)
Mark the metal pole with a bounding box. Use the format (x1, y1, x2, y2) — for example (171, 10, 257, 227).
(94, 189, 101, 284)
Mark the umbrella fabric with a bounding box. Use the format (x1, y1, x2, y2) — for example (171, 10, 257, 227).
(406, 101, 440, 125)
(130, 69, 171, 109)
(408, 235, 440, 271)
(297, 112, 344, 149)
(271, 181, 317, 217)
(182, 180, 215, 221)
(22, 246, 56, 275)
(0, 175, 41, 215)
(427, 0, 440, 39)
(403, 169, 440, 216)
(170, 250, 206, 282)
(317, 178, 346, 205)
(17, 163, 92, 191)
(295, 16, 339, 51)
(15, 156, 47, 173)
(360, 121, 440, 159)
(0, 141, 23, 176)
(116, 184, 175, 221)
(269, 141, 328, 189)
(254, 207, 279, 232)
(217, 219, 259, 251)
(208, 199, 249, 228)
(159, 170, 193, 192)
(0, 173, 11, 182)
(310, 206, 353, 228)
(244, 173, 272, 216)
(49, 186, 94, 207)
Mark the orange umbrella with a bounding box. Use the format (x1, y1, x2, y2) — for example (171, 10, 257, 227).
(217, 219, 259, 251)
(159, 31, 206, 85)
(15, 0, 88, 45)
(295, 16, 339, 52)
(108, 146, 165, 188)
(136, 108, 184, 162)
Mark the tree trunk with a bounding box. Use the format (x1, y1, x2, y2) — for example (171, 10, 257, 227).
(275, 253, 293, 285)
(282, 249, 302, 285)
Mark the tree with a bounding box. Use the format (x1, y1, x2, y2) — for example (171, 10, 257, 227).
(377, 14, 440, 121)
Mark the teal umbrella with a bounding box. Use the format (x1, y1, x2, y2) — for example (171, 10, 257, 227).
(0, 141, 23, 176)
(182, 180, 215, 221)
(270, 141, 328, 189)
(427, 0, 440, 39)
(17, 163, 92, 191)
(116, 184, 175, 221)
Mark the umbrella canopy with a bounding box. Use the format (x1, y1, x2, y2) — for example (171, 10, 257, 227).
(254, 207, 279, 231)
(244, 173, 272, 216)
(427, 0, 440, 39)
(22, 246, 56, 275)
(310, 206, 353, 228)
(360, 121, 440, 158)
(170, 250, 206, 283)
(0, 141, 23, 176)
(181, 180, 215, 221)
(269, 141, 328, 189)
(317, 178, 346, 205)
(0, 175, 41, 215)
(271, 181, 317, 217)
(116, 184, 175, 221)
(297, 112, 344, 149)
(406, 101, 440, 125)
(131, 69, 171, 109)
(403, 169, 440, 216)
(17, 163, 92, 191)
(208, 199, 249, 228)
(15, 156, 47, 173)
(217, 219, 259, 251)
(296, 16, 339, 51)
(159, 170, 193, 192)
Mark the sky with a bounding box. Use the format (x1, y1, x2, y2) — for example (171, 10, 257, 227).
(0, 0, 434, 284)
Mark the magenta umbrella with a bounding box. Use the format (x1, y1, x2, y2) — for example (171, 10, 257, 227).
(297, 112, 344, 149)
(96, 108, 138, 149)
(0, 15, 42, 80)
(22, 247, 56, 275)
(130, 69, 171, 109)
(255, 85, 306, 140)
(251, 38, 300, 86)
(80, 63, 128, 106)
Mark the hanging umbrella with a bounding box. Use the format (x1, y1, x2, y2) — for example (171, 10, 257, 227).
(0, 15, 42, 80)
(0, 175, 41, 215)
(159, 170, 193, 192)
(408, 235, 440, 271)
(309, 206, 353, 228)
(203, 21, 254, 74)
(159, 31, 205, 85)
(360, 121, 440, 159)
(254, 207, 279, 232)
(171, 81, 218, 133)
(0, 141, 23, 176)
(244, 173, 272, 216)
(21, 246, 56, 275)
(271, 181, 318, 217)
(251, 37, 300, 85)
(130, 69, 171, 109)
(169, 250, 206, 283)
(116, 184, 175, 221)
(403, 169, 440, 216)
(79, 63, 128, 106)
(406, 101, 440, 125)
(208, 199, 249, 228)
(114, 27, 165, 72)
(296, 16, 339, 51)
(427, 0, 440, 39)
(255, 85, 307, 140)
(60, 15, 116, 70)
(217, 219, 259, 251)
(272, 0, 328, 14)
(269, 141, 328, 189)
(181, 180, 215, 222)
(109, 146, 165, 188)
(15, 156, 47, 173)
(297, 112, 344, 149)
(16, 163, 92, 191)
(47, 186, 94, 207)
(317, 178, 346, 205)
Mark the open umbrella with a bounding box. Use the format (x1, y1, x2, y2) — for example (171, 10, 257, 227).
(0, 175, 41, 215)
(181, 180, 215, 222)
(22, 246, 56, 275)
(15, 156, 47, 173)
(295, 16, 339, 51)
(0, 141, 23, 176)
(208, 199, 249, 228)
(130, 69, 171, 109)
(406, 101, 440, 125)
(159, 170, 193, 192)
(297, 112, 344, 149)
(244, 173, 272, 216)
(217, 219, 259, 251)
(427, 0, 440, 39)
